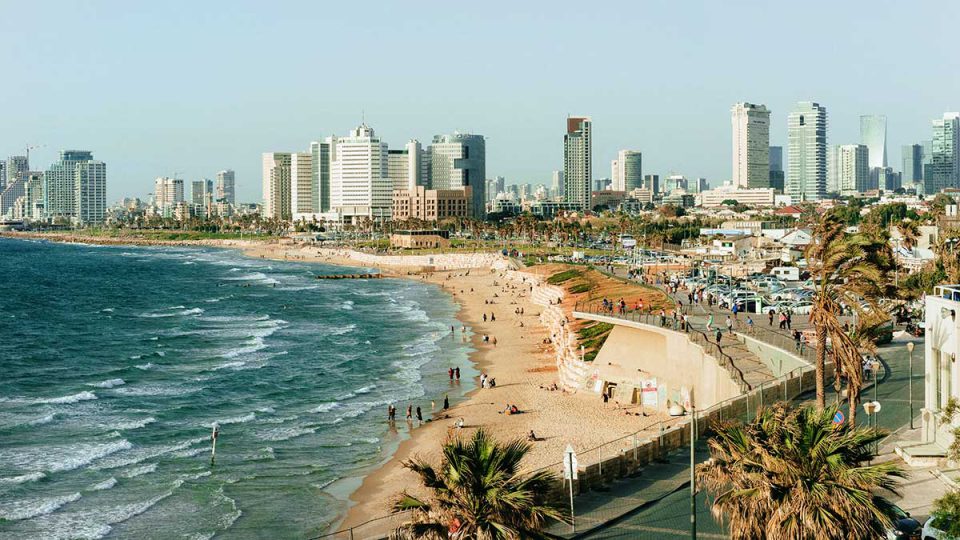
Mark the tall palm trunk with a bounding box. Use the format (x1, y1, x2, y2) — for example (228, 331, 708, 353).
(816, 325, 827, 409)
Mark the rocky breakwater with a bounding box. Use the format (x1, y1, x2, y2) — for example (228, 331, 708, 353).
(318, 248, 508, 271)
(502, 270, 590, 391)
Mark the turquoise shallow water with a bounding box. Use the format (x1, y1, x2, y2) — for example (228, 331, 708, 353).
(0, 238, 475, 539)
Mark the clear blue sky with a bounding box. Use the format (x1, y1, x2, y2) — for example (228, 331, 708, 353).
(1, 0, 957, 202)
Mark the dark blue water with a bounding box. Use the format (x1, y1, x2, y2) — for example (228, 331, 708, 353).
(0, 238, 474, 539)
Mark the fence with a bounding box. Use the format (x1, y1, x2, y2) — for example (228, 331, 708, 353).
(312, 511, 414, 540)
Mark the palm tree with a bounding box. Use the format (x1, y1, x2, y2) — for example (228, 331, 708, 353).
(805, 213, 888, 414)
(392, 429, 568, 539)
(698, 402, 905, 540)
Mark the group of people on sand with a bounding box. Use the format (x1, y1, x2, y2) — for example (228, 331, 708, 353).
(479, 372, 497, 388)
(389, 394, 451, 427)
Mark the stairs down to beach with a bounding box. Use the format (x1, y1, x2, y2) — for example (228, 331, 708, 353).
(714, 331, 775, 390)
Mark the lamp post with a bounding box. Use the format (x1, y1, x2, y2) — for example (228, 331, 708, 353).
(907, 342, 915, 430)
(690, 407, 697, 540)
(871, 359, 881, 451)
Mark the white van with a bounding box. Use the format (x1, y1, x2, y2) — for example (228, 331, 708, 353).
(771, 266, 800, 281)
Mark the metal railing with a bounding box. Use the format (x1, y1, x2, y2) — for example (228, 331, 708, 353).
(574, 301, 751, 392)
(312, 511, 414, 540)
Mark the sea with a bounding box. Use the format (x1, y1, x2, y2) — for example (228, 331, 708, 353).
(0, 237, 476, 539)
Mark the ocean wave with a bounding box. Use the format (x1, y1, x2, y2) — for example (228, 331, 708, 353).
(0, 492, 82, 521)
(112, 384, 199, 397)
(339, 301, 354, 311)
(135, 362, 155, 370)
(215, 412, 255, 425)
(0, 471, 46, 485)
(312, 403, 339, 413)
(89, 378, 126, 389)
(89, 477, 117, 491)
(100, 308, 115, 313)
(121, 463, 158, 478)
(2, 390, 98, 405)
(212, 361, 246, 370)
(171, 446, 208, 459)
(138, 307, 204, 318)
(109, 416, 156, 430)
(92, 437, 205, 470)
(28, 413, 58, 426)
(256, 425, 318, 442)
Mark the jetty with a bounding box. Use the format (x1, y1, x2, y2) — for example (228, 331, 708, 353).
(316, 272, 383, 280)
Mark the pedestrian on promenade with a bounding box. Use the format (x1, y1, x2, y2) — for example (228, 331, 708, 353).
(725, 315, 733, 334)
(732, 303, 739, 320)
(793, 330, 802, 352)
(715, 328, 722, 344)
(786, 311, 792, 330)
(768, 309, 775, 326)
(706, 314, 714, 331)
(747, 316, 754, 331)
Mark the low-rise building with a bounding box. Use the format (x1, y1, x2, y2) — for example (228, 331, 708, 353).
(390, 229, 451, 249)
(699, 187, 776, 208)
(392, 186, 472, 222)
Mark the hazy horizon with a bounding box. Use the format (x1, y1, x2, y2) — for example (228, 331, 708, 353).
(2, 0, 958, 202)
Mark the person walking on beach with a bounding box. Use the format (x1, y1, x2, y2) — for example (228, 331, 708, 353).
(491, 313, 496, 321)
(454, 367, 460, 381)
(443, 394, 449, 410)
(406, 405, 413, 421)
(416, 406, 423, 425)
(387, 405, 395, 422)
(483, 313, 487, 322)
(492, 336, 497, 346)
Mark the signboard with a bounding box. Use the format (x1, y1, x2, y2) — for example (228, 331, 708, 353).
(621, 237, 637, 249)
(832, 411, 844, 425)
(563, 445, 579, 480)
(640, 379, 659, 408)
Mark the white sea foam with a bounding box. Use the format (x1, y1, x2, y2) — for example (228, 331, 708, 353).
(340, 300, 354, 310)
(109, 416, 156, 430)
(312, 403, 339, 413)
(212, 361, 246, 370)
(89, 378, 125, 389)
(256, 425, 317, 442)
(135, 362, 155, 370)
(0, 471, 46, 485)
(112, 384, 199, 397)
(0, 492, 82, 521)
(121, 463, 158, 478)
(138, 307, 203, 318)
(216, 412, 255, 425)
(92, 437, 205, 470)
(4, 390, 98, 405)
(100, 308, 115, 313)
(89, 477, 117, 491)
(28, 413, 57, 426)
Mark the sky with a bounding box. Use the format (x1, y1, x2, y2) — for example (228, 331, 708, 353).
(1, 0, 958, 203)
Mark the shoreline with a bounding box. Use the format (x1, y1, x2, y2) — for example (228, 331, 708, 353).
(6, 232, 677, 534)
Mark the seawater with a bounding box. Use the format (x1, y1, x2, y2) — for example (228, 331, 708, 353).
(0, 238, 475, 539)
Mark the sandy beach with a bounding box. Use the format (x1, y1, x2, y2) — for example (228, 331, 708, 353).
(7, 232, 676, 530)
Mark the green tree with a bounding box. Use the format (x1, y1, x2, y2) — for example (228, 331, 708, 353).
(930, 491, 960, 537)
(805, 212, 890, 424)
(698, 403, 905, 540)
(393, 429, 568, 539)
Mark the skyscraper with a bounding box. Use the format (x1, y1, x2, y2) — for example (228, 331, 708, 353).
(327, 124, 391, 223)
(309, 141, 332, 212)
(787, 102, 828, 201)
(769, 146, 784, 193)
(262, 152, 292, 220)
(0, 161, 6, 192)
(44, 150, 96, 220)
(6, 155, 28, 184)
(731, 102, 770, 188)
(612, 150, 642, 192)
(924, 112, 960, 194)
(860, 115, 887, 169)
(643, 174, 660, 194)
(551, 171, 564, 197)
(290, 151, 316, 215)
(75, 161, 107, 224)
(902, 144, 924, 186)
(191, 179, 213, 206)
(563, 116, 592, 211)
(216, 170, 236, 205)
(387, 140, 426, 192)
(154, 177, 184, 213)
(430, 133, 486, 219)
(836, 144, 870, 196)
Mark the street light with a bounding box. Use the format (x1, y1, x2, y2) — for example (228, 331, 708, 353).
(906, 342, 915, 430)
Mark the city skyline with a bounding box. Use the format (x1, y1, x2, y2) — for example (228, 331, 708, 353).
(2, 1, 957, 202)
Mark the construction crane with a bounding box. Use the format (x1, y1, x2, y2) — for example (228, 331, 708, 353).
(25, 144, 44, 166)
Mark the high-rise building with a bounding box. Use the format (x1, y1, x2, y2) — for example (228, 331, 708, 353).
(290, 152, 316, 215)
(769, 146, 784, 193)
(731, 102, 771, 188)
(22, 172, 44, 220)
(327, 124, 391, 222)
(610, 159, 618, 190)
(44, 151, 96, 220)
(902, 144, 924, 186)
(6, 155, 28, 184)
(860, 115, 888, 169)
(0, 178, 25, 218)
(642, 174, 660, 195)
(387, 140, 426, 192)
(75, 161, 107, 224)
(216, 170, 235, 205)
(430, 133, 486, 219)
(191, 179, 213, 206)
(309, 141, 331, 212)
(551, 171, 564, 197)
(262, 153, 292, 220)
(787, 102, 828, 201)
(924, 113, 960, 194)
(563, 116, 592, 211)
(0, 161, 6, 192)
(613, 150, 642, 192)
(154, 177, 184, 212)
(836, 144, 870, 196)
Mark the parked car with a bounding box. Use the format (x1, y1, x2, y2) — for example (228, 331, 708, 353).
(790, 301, 813, 315)
(923, 515, 958, 539)
(885, 505, 921, 540)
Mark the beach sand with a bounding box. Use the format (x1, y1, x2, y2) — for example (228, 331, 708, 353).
(7, 233, 675, 530)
